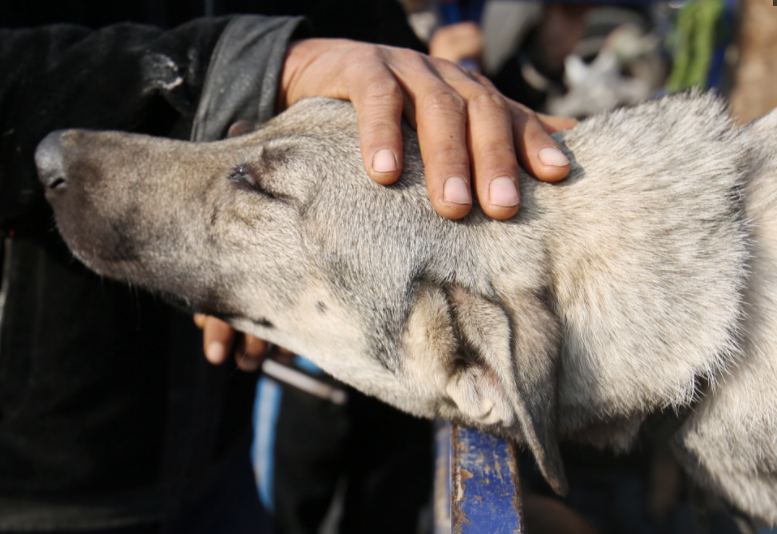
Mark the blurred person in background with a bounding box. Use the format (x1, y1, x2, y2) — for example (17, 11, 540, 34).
(402, 0, 667, 116)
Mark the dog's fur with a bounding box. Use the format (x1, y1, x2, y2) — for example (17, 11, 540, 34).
(36, 93, 777, 524)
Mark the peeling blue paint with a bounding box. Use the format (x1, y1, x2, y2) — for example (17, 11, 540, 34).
(452, 425, 522, 534)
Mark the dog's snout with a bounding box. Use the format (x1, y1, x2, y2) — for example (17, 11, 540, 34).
(35, 130, 68, 191)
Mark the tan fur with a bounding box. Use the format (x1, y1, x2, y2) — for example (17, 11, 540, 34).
(674, 110, 777, 521)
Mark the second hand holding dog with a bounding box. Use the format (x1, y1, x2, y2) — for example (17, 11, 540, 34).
(198, 37, 577, 369)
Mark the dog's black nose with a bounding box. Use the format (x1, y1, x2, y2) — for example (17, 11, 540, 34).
(35, 130, 67, 190)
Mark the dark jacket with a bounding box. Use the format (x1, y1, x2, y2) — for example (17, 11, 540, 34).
(0, 15, 307, 530)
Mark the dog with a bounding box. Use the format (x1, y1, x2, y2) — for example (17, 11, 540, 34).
(35, 93, 777, 524)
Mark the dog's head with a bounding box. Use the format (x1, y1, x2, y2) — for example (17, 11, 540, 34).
(36, 97, 566, 493)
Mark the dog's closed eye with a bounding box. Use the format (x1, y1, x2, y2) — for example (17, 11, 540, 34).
(228, 163, 277, 199)
(228, 163, 258, 186)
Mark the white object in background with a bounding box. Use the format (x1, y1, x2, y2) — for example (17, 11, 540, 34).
(261, 358, 348, 405)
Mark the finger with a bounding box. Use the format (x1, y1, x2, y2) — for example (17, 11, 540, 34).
(510, 102, 571, 183)
(402, 58, 473, 220)
(245, 335, 270, 359)
(346, 49, 406, 186)
(464, 87, 521, 219)
(193, 313, 207, 329)
(203, 316, 236, 365)
(426, 60, 521, 219)
(536, 112, 578, 133)
(235, 335, 268, 372)
(272, 345, 296, 366)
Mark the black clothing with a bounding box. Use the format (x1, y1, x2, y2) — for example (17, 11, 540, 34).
(0, 0, 425, 52)
(0, 15, 306, 530)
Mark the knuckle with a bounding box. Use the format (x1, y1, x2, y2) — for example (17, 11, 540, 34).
(435, 58, 471, 81)
(469, 90, 508, 114)
(428, 146, 469, 172)
(423, 88, 466, 116)
(345, 43, 381, 62)
(392, 45, 420, 63)
(428, 55, 456, 71)
(363, 115, 400, 132)
(363, 80, 403, 104)
(343, 48, 385, 80)
(474, 155, 519, 180)
(477, 141, 516, 163)
(362, 118, 401, 145)
(472, 71, 496, 89)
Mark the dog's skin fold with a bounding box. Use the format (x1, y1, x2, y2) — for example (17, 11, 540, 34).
(36, 94, 777, 524)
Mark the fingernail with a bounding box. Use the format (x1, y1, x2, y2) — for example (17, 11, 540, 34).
(538, 147, 570, 167)
(444, 176, 472, 204)
(489, 176, 520, 207)
(206, 341, 227, 363)
(372, 148, 397, 173)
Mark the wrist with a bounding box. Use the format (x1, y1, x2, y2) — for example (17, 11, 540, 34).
(276, 38, 355, 113)
(277, 40, 306, 113)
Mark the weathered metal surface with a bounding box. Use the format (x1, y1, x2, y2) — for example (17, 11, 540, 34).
(451, 424, 523, 534)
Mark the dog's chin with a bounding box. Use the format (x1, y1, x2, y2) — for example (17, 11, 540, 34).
(77, 252, 137, 284)
(58, 231, 138, 284)
(54, 211, 141, 269)
(68, 240, 197, 313)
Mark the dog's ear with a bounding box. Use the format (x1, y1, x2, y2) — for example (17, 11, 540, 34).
(404, 283, 567, 495)
(447, 285, 567, 495)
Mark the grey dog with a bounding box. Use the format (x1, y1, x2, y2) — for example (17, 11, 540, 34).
(35, 93, 777, 524)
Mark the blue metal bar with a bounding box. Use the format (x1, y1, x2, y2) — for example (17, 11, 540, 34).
(434, 421, 523, 533)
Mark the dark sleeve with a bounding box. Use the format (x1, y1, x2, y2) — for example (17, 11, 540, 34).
(212, 0, 427, 52)
(191, 15, 311, 142)
(0, 15, 309, 227)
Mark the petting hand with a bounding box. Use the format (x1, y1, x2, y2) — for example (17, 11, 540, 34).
(278, 38, 576, 221)
(194, 314, 295, 371)
(194, 313, 266, 371)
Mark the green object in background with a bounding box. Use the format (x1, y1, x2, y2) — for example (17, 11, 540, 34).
(666, 0, 725, 92)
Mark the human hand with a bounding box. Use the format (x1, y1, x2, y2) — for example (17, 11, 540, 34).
(428, 22, 484, 66)
(194, 314, 295, 371)
(194, 313, 266, 371)
(278, 38, 577, 221)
